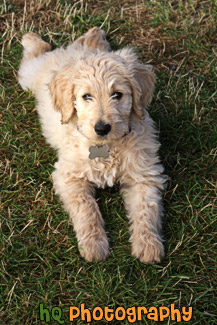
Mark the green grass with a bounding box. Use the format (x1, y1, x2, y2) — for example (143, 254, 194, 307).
(1, 0, 216, 324)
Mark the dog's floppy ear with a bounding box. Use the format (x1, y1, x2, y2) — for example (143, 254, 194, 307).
(131, 63, 155, 119)
(49, 66, 75, 124)
(116, 48, 156, 119)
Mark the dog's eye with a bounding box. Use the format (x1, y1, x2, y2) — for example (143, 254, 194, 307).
(82, 94, 92, 101)
(111, 92, 123, 100)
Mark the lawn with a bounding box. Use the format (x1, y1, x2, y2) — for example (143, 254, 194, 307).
(0, 0, 216, 324)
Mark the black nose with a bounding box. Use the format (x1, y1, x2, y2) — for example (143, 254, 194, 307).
(94, 121, 111, 136)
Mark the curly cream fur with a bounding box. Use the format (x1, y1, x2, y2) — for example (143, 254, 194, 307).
(18, 27, 165, 263)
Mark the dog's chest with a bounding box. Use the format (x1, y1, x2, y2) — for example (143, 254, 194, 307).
(86, 148, 121, 188)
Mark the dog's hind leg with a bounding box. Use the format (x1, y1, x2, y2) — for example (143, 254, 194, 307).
(21, 32, 51, 62)
(18, 33, 51, 91)
(73, 27, 110, 51)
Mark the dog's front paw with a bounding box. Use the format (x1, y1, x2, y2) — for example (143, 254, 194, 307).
(79, 234, 109, 262)
(131, 235, 164, 264)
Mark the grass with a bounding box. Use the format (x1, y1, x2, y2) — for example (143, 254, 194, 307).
(0, 0, 216, 323)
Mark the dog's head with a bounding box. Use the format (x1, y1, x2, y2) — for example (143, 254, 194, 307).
(49, 48, 155, 143)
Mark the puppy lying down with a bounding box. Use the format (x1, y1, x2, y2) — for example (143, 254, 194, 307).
(18, 27, 165, 263)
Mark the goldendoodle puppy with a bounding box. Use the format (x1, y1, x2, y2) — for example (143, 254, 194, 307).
(18, 27, 165, 263)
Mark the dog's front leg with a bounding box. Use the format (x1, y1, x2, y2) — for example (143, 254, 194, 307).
(121, 182, 164, 263)
(52, 169, 109, 262)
